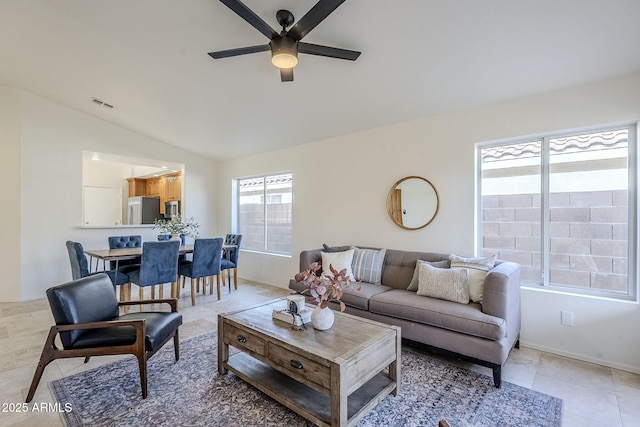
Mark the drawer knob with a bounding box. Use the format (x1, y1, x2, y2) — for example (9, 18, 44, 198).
(237, 335, 247, 343)
(290, 359, 304, 370)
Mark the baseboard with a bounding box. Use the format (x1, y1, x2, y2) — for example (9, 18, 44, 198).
(520, 340, 640, 375)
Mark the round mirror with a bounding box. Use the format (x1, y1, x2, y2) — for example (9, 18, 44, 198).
(387, 176, 439, 230)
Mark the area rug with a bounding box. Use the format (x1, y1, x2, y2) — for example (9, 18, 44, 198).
(50, 331, 562, 427)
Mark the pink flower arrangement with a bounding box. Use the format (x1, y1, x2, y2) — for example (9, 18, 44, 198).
(295, 262, 359, 311)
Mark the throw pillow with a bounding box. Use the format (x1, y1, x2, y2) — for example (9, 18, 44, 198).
(352, 247, 386, 284)
(417, 263, 469, 304)
(322, 244, 353, 253)
(449, 254, 496, 303)
(321, 249, 355, 280)
(407, 259, 450, 291)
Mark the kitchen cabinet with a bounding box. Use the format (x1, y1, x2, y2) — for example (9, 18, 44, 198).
(127, 178, 147, 197)
(146, 179, 161, 197)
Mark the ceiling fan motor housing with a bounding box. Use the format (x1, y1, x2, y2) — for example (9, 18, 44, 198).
(271, 36, 299, 68)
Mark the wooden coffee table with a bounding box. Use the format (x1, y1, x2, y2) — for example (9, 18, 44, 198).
(218, 299, 401, 427)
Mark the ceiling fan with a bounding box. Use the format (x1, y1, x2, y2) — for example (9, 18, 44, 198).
(208, 0, 361, 82)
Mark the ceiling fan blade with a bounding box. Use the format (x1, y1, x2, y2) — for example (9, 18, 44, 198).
(219, 0, 278, 40)
(287, 0, 346, 40)
(280, 68, 294, 82)
(299, 42, 360, 60)
(208, 44, 270, 59)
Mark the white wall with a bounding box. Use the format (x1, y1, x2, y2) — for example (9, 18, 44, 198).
(218, 71, 640, 374)
(3, 88, 219, 301)
(0, 88, 22, 301)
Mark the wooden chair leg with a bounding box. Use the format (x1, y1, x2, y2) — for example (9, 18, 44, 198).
(122, 283, 131, 313)
(159, 284, 164, 299)
(209, 276, 214, 295)
(190, 277, 196, 306)
(151, 286, 155, 300)
(139, 286, 145, 311)
(26, 327, 58, 403)
(173, 330, 180, 361)
(216, 274, 221, 300)
(233, 268, 238, 290)
(136, 353, 148, 399)
(171, 281, 178, 299)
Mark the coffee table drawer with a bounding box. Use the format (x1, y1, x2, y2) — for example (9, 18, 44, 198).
(268, 343, 330, 391)
(223, 323, 266, 356)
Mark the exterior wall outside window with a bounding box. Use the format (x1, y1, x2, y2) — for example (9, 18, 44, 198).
(478, 126, 635, 299)
(237, 173, 292, 255)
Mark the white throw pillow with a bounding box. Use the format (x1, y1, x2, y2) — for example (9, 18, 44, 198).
(321, 249, 355, 280)
(352, 247, 386, 284)
(417, 263, 469, 304)
(449, 254, 496, 303)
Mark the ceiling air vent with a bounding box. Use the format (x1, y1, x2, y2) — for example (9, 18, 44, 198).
(91, 97, 114, 109)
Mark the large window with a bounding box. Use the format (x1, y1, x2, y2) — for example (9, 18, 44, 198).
(477, 124, 637, 299)
(237, 172, 292, 255)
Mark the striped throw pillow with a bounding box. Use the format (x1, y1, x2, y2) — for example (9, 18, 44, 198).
(352, 248, 386, 284)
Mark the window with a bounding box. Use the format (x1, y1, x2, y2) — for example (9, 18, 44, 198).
(477, 124, 637, 299)
(237, 172, 292, 255)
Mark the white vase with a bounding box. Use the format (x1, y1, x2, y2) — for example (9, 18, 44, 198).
(170, 233, 181, 241)
(311, 306, 335, 330)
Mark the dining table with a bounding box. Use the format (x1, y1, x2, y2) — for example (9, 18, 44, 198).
(85, 243, 237, 294)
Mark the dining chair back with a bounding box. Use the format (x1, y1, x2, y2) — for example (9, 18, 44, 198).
(108, 235, 142, 270)
(127, 240, 180, 303)
(178, 238, 223, 305)
(65, 240, 129, 286)
(25, 273, 182, 403)
(221, 234, 243, 290)
(66, 241, 90, 280)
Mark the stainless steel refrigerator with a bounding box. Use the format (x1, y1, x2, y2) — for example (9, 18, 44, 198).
(127, 196, 161, 224)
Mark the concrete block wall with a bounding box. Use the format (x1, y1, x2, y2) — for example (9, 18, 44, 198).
(482, 190, 628, 293)
(239, 202, 292, 254)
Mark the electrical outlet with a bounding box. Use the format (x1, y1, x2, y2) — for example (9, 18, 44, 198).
(561, 310, 574, 326)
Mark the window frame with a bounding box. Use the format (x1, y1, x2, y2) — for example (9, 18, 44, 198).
(235, 171, 293, 256)
(475, 122, 638, 301)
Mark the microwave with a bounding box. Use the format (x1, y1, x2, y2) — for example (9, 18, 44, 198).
(164, 200, 180, 219)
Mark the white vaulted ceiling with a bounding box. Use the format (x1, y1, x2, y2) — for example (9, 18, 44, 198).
(2, 0, 640, 161)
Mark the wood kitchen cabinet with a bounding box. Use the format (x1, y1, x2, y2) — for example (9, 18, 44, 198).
(127, 178, 147, 197)
(146, 179, 161, 197)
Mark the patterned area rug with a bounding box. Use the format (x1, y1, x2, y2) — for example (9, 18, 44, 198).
(50, 331, 562, 427)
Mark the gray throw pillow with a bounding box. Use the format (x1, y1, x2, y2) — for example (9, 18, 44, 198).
(407, 259, 450, 291)
(322, 243, 353, 253)
(417, 263, 470, 304)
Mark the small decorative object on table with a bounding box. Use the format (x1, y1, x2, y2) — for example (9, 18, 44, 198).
(294, 262, 359, 330)
(153, 216, 199, 241)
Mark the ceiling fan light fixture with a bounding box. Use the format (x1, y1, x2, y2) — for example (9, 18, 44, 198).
(271, 36, 298, 69)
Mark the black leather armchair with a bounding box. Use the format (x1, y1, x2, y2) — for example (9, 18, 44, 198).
(26, 273, 182, 402)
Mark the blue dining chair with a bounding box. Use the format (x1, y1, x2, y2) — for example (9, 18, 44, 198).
(127, 241, 180, 309)
(178, 238, 223, 305)
(66, 241, 131, 303)
(108, 235, 142, 271)
(221, 234, 242, 290)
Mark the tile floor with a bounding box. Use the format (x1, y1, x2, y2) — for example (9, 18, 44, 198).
(0, 279, 638, 427)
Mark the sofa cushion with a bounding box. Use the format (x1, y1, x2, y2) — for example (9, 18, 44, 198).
(321, 249, 355, 279)
(369, 289, 506, 341)
(417, 263, 469, 304)
(339, 282, 393, 310)
(449, 254, 496, 303)
(407, 259, 450, 291)
(352, 247, 386, 284)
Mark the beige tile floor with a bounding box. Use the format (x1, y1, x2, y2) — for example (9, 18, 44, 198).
(0, 279, 638, 427)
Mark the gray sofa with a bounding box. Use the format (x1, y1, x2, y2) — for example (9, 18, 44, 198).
(288, 247, 521, 387)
